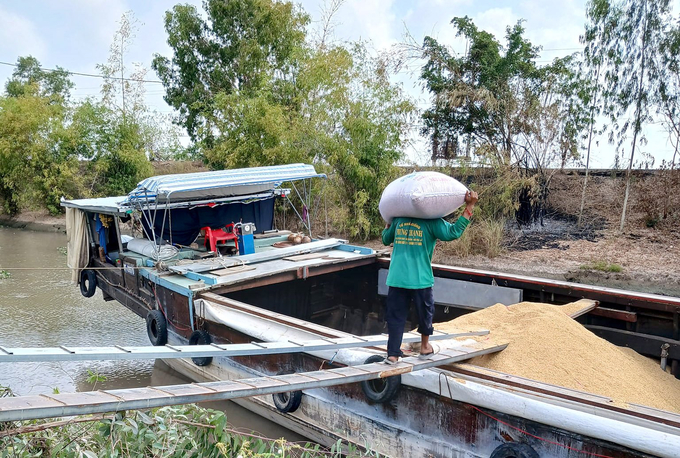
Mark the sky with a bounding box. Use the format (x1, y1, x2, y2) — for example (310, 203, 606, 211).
(0, 0, 677, 168)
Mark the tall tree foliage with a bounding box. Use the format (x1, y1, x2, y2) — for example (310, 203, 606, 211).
(0, 58, 81, 215)
(82, 11, 192, 195)
(5, 56, 73, 102)
(324, 45, 415, 238)
(152, 0, 309, 144)
(97, 11, 146, 122)
(420, 17, 588, 224)
(577, 62, 604, 226)
(154, 0, 415, 239)
(658, 22, 680, 171)
(584, 0, 672, 231)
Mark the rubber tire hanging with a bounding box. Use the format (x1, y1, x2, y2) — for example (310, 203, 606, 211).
(146, 309, 168, 346)
(360, 354, 401, 403)
(189, 330, 213, 366)
(490, 443, 540, 458)
(272, 369, 303, 413)
(79, 269, 97, 298)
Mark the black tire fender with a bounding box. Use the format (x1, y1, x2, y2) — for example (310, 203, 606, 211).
(272, 370, 302, 413)
(146, 309, 168, 346)
(79, 269, 97, 298)
(360, 354, 401, 403)
(189, 330, 212, 366)
(490, 443, 540, 458)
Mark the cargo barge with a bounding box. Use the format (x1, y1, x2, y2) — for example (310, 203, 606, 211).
(60, 164, 680, 457)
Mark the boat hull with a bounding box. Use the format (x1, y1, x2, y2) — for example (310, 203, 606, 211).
(161, 307, 667, 458)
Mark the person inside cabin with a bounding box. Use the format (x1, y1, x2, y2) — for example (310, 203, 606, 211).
(381, 190, 479, 364)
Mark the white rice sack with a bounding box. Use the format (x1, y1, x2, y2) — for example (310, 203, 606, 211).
(379, 171, 468, 222)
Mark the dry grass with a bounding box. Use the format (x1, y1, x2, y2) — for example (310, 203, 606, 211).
(440, 218, 506, 258)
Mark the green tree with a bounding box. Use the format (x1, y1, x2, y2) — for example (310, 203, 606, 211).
(4, 55, 73, 101)
(68, 100, 153, 196)
(78, 10, 192, 196)
(97, 11, 145, 123)
(328, 46, 415, 238)
(420, 17, 588, 224)
(1, 58, 82, 215)
(578, 31, 606, 227)
(155, 0, 415, 238)
(584, 0, 673, 231)
(0, 93, 81, 215)
(205, 43, 415, 239)
(658, 22, 680, 172)
(152, 0, 309, 144)
(421, 17, 545, 166)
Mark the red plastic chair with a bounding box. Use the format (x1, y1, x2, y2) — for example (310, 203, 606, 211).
(203, 224, 238, 253)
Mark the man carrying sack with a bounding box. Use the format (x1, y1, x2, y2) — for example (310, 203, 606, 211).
(381, 190, 479, 364)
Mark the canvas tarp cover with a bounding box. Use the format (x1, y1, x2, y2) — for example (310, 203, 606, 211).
(66, 207, 89, 283)
(142, 197, 276, 246)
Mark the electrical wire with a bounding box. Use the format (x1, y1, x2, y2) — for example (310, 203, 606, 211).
(0, 266, 134, 271)
(0, 60, 164, 84)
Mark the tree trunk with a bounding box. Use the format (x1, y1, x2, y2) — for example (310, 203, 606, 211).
(579, 67, 601, 227)
(664, 136, 679, 218)
(619, 4, 648, 233)
(619, 141, 637, 232)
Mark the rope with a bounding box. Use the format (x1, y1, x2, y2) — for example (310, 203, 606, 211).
(319, 351, 340, 370)
(438, 373, 617, 458)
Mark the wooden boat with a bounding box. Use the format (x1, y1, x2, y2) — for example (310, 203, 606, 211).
(61, 164, 680, 457)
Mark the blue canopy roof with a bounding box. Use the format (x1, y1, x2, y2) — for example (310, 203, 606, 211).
(125, 163, 326, 204)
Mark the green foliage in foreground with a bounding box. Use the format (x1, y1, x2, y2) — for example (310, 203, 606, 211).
(580, 260, 623, 273)
(0, 404, 381, 458)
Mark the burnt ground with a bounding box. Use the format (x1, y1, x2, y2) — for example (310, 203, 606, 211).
(504, 211, 607, 252)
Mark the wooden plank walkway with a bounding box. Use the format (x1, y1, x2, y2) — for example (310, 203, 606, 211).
(0, 330, 488, 363)
(565, 299, 600, 318)
(0, 341, 507, 422)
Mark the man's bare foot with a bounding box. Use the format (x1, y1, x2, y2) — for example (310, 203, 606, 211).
(385, 356, 399, 365)
(420, 344, 434, 356)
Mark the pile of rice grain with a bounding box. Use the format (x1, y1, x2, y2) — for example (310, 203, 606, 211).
(436, 301, 680, 413)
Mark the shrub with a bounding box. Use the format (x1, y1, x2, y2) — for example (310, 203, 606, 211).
(0, 403, 383, 457)
(633, 164, 680, 230)
(440, 217, 506, 258)
(580, 261, 623, 273)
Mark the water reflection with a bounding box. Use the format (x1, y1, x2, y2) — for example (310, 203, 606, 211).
(0, 226, 304, 440)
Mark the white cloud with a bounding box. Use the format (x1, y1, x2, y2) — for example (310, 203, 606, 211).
(0, 6, 47, 60)
(66, 0, 128, 48)
(328, 0, 398, 50)
(474, 7, 520, 44)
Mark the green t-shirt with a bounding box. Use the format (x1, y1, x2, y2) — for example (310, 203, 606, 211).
(381, 216, 470, 289)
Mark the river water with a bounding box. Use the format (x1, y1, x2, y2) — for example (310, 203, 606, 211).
(0, 226, 304, 441)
